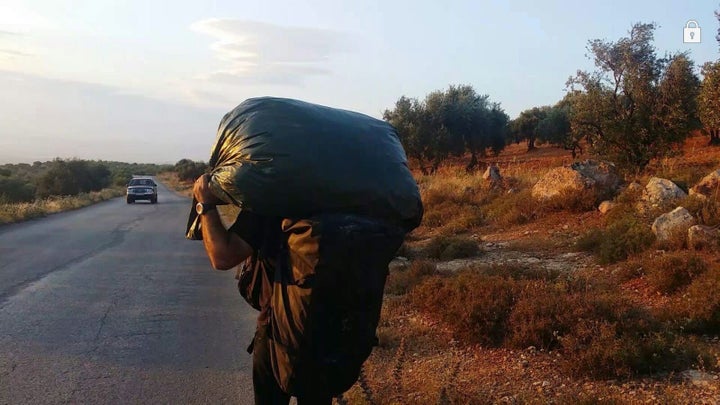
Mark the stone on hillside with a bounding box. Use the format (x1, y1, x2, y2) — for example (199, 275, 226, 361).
(598, 200, 615, 214)
(531, 160, 621, 201)
(680, 370, 716, 389)
(651, 207, 696, 242)
(626, 181, 643, 194)
(687, 225, 720, 250)
(482, 165, 502, 183)
(689, 169, 720, 200)
(641, 177, 687, 210)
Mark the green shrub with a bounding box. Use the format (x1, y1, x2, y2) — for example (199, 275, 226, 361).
(112, 169, 133, 186)
(384, 260, 437, 295)
(646, 254, 707, 295)
(0, 177, 35, 203)
(678, 266, 720, 334)
(409, 272, 520, 346)
(556, 292, 707, 378)
(507, 281, 577, 350)
(175, 159, 208, 182)
(424, 236, 480, 260)
(35, 159, 111, 198)
(576, 213, 655, 264)
(562, 322, 706, 379)
(612, 260, 647, 284)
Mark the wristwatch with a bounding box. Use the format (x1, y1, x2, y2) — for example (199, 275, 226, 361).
(195, 202, 217, 215)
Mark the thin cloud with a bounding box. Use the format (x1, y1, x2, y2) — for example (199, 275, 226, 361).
(190, 18, 351, 86)
(0, 29, 29, 59)
(0, 30, 22, 37)
(0, 49, 31, 58)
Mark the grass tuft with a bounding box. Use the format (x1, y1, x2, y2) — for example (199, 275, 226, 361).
(424, 235, 480, 260)
(384, 260, 437, 295)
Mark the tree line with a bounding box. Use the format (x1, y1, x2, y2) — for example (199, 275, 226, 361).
(385, 16, 720, 173)
(0, 159, 170, 203)
(383, 85, 508, 174)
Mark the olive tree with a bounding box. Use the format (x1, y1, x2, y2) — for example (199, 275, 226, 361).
(384, 85, 508, 173)
(567, 23, 700, 170)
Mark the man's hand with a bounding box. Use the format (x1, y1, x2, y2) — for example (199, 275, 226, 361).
(193, 173, 251, 270)
(193, 174, 222, 204)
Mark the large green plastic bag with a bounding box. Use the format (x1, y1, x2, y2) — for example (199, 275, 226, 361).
(186, 97, 422, 239)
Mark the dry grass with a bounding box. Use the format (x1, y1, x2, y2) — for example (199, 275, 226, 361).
(157, 171, 193, 197)
(0, 188, 124, 225)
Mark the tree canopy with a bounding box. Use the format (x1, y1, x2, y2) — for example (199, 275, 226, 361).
(566, 23, 700, 170)
(699, 10, 720, 144)
(384, 85, 508, 173)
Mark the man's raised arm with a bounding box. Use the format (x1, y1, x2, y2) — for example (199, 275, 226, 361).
(193, 174, 252, 270)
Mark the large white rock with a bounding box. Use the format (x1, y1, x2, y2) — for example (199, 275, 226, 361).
(626, 181, 644, 194)
(651, 207, 696, 242)
(482, 165, 502, 183)
(598, 200, 616, 214)
(689, 169, 720, 200)
(641, 178, 687, 209)
(532, 160, 621, 201)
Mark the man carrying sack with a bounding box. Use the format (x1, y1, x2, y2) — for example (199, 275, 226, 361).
(187, 97, 422, 404)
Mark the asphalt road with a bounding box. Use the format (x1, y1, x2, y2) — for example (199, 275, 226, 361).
(0, 180, 256, 404)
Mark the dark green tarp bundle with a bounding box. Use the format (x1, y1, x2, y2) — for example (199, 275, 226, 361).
(186, 97, 422, 239)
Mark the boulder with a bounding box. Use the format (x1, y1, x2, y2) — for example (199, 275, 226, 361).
(651, 207, 696, 242)
(689, 169, 720, 200)
(482, 165, 502, 183)
(687, 225, 720, 250)
(532, 160, 621, 201)
(680, 370, 716, 389)
(641, 178, 687, 210)
(598, 200, 615, 214)
(626, 181, 644, 194)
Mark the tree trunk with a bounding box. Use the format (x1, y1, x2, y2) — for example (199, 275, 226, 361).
(431, 160, 440, 174)
(527, 136, 536, 151)
(465, 152, 478, 173)
(709, 129, 720, 146)
(417, 156, 429, 175)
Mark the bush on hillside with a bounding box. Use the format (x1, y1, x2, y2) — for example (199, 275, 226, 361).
(677, 266, 720, 334)
(175, 159, 208, 182)
(385, 260, 437, 295)
(410, 272, 519, 346)
(35, 159, 111, 198)
(576, 212, 655, 264)
(424, 235, 480, 260)
(0, 177, 35, 203)
(645, 254, 707, 295)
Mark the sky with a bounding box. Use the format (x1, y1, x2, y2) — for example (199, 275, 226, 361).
(0, 0, 718, 164)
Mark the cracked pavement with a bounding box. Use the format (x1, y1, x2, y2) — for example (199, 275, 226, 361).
(0, 180, 256, 404)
